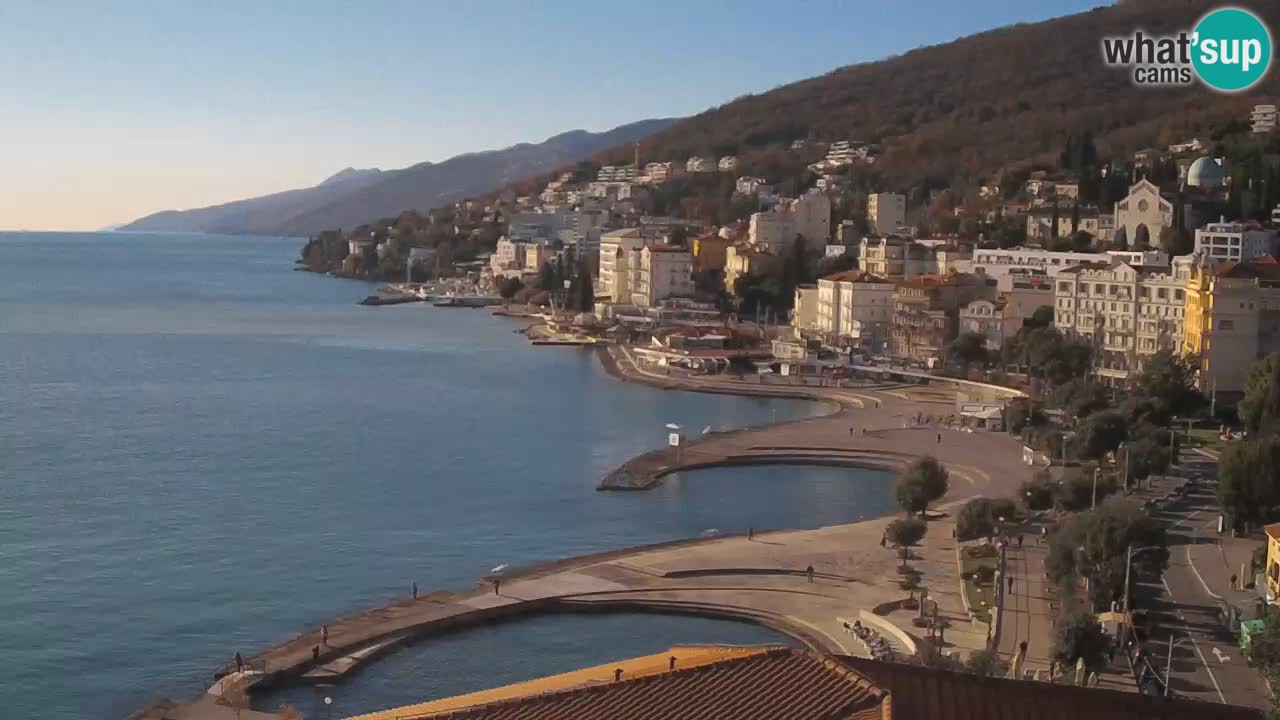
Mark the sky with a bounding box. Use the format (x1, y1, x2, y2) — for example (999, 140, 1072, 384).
(0, 0, 1110, 231)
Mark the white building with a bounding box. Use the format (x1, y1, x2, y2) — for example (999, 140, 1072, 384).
(686, 156, 716, 173)
(718, 156, 738, 172)
(815, 271, 896, 350)
(747, 192, 831, 252)
(867, 193, 905, 235)
(792, 285, 820, 332)
(1053, 259, 1192, 384)
(972, 247, 1168, 289)
(1114, 179, 1173, 247)
(629, 246, 694, 307)
(1193, 221, 1279, 263)
(597, 228, 647, 301)
(959, 299, 1016, 350)
(597, 165, 638, 182)
(736, 176, 771, 196)
(1253, 104, 1278, 134)
(644, 162, 674, 182)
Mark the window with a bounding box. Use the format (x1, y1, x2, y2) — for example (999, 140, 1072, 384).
(1221, 319, 1235, 330)
(1157, 288, 1167, 299)
(1175, 289, 1184, 301)
(1058, 282, 1070, 293)
(1095, 284, 1105, 295)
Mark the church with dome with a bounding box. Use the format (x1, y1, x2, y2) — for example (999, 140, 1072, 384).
(1111, 155, 1228, 249)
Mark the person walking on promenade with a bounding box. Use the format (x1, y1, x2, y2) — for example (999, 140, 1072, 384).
(748, 527, 754, 541)
(937, 432, 942, 444)
(494, 578, 501, 595)
(312, 645, 320, 662)
(412, 582, 418, 599)
(1007, 575, 1015, 593)
(1017, 534, 1024, 548)
(879, 533, 887, 547)
(806, 565, 815, 583)
(234, 652, 243, 674)
(321, 625, 328, 647)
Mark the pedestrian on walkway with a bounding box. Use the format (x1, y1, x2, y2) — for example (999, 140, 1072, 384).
(849, 426, 854, 437)
(748, 527, 754, 541)
(1007, 575, 1015, 593)
(412, 582, 418, 599)
(936, 432, 941, 444)
(235, 652, 243, 673)
(321, 625, 328, 647)
(1017, 534, 1023, 548)
(494, 578, 501, 595)
(312, 645, 320, 662)
(1019, 640, 1028, 657)
(879, 533, 887, 548)
(806, 565, 815, 583)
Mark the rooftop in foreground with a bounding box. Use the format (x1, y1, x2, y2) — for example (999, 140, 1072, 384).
(347, 646, 1263, 720)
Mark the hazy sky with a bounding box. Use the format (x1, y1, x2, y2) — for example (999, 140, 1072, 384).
(0, 0, 1108, 231)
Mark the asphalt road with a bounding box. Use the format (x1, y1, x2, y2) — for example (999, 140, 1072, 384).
(1129, 450, 1270, 710)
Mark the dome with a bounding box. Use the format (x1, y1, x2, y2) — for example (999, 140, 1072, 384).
(1187, 156, 1225, 189)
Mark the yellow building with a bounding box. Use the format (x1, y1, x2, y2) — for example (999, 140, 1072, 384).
(1182, 258, 1280, 395)
(1266, 524, 1280, 602)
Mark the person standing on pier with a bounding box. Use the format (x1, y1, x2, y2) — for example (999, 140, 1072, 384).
(494, 578, 501, 595)
(412, 582, 418, 599)
(234, 652, 243, 674)
(321, 625, 328, 647)
(806, 565, 814, 583)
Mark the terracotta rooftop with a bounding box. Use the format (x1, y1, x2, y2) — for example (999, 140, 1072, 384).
(1265, 523, 1280, 541)
(822, 270, 891, 283)
(839, 656, 1263, 720)
(395, 648, 886, 720)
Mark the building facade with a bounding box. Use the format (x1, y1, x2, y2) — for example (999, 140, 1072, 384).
(598, 228, 647, 301)
(867, 193, 905, 235)
(890, 274, 991, 362)
(815, 271, 895, 351)
(1193, 221, 1279, 263)
(1183, 258, 1280, 395)
(1114, 179, 1173, 248)
(1054, 260, 1191, 384)
(629, 246, 693, 307)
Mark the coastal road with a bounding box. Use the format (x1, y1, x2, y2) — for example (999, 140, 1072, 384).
(1132, 451, 1270, 710)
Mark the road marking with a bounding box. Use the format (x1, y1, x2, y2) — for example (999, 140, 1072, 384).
(1161, 576, 1227, 704)
(1213, 647, 1232, 664)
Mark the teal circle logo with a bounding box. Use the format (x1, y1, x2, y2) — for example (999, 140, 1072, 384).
(1192, 7, 1272, 92)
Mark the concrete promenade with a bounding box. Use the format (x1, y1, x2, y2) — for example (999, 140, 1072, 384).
(144, 344, 1041, 720)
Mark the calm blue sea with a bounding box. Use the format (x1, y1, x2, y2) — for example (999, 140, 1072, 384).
(0, 232, 895, 719)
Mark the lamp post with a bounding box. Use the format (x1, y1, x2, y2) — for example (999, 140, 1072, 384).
(1120, 544, 1163, 648)
(1163, 634, 1195, 697)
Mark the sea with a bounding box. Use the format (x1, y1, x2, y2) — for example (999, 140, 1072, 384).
(0, 232, 896, 719)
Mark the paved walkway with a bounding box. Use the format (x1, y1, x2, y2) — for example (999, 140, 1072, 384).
(142, 345, 1038, 720)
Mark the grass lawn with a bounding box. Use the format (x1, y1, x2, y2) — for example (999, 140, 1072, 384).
(960, 546, 999, 624)
(1185, 427, 1227, 453)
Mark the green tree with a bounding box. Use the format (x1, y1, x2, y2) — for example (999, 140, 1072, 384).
(1073, 410, 1127, 460)
(1052, 609, 1110, 671)
(1045, 496, 1167, 609)
(895, 456, 949, 516)
(946, 332, 989, 372)
(1159, 226, 1193, 256)
(1050, 378, 1110, 422)
(1027, 305, 1055, 329)
(1128, 350, 1203, 425)
(497, 276, 523, 300)
(1124, 428, 1171, 483)
(1021, 474, 1055, 511)
(885, 517, 928, 569)
(957, 497, 1019, 540)
(575, 264, 594, 312)
(1049, 202, 1060, 241)
(1219, 435, 1280, 530)
(963, 649, 1010, 678)
(1246, 607, 1280, 688)
(1241, 353, 1280, 434)
(1070, 198, 1080, 235)
(1056, 468, 1117, 512)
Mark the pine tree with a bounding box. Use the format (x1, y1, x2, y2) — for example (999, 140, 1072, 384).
(1071, 197, 1080, 234)
(1050, 202, 1060, 241)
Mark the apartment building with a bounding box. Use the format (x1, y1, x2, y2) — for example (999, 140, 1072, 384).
(643, 162, 674, 182)
(959, 299, 1016, 350)
(972, 247, 1168, 288)
(598, 228, 647, 301)
(686, 156, 716, 173)
(723, 245, 782, 295)
(718, 156, 739, 172)
(815, 271, 896, 351)
(793, 285, 820, 332)
(890, 274, 992, 362)
(867, 193, 905, 235)
(1253, 104, 1278, 134)
(1193, 221, 1279, 263)
(1053, 259, 1192, 384)
(736, 176, 772, 196)
(597, 165, 639, 182)
(857, 237, 970, 280)
(1183, 258, 1280, 395)
(692, 232, 732, 273)
(1025, 206, 1101, 241)
(629, 246, 694, 307)
(747, 192, 831, 252)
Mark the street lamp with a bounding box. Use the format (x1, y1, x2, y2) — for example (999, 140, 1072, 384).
(1118, 441, 1130, 490)
(1120, 544, 1163, 648)
(1163, 635, 1197, 697)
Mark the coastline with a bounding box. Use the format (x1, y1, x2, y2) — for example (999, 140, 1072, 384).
(137, 339, 1032, 720)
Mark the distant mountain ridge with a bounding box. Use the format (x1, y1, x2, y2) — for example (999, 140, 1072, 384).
(120, 119, 676, 237)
